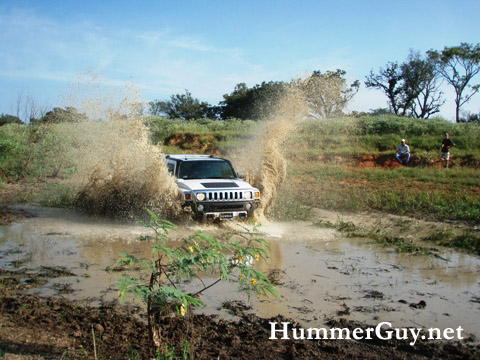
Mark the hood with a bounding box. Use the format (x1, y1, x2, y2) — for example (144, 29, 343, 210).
(177, 178, 256, 192)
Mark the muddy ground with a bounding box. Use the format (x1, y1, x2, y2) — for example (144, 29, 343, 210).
(1, 295, 479, 359)
(1, 205, 480, 359)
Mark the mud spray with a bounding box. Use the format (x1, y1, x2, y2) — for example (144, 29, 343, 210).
(55, 73, 308, 221)
(58, 73, 181, 218)
(229, 85, 308, 221)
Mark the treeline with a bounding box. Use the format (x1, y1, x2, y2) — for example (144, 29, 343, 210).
(148, 69, 360, 121)
(366, 43, 480, 123)
(0, 107, 87, 126)
(1, 43, 478, 126)
(148, 42, 480, 123)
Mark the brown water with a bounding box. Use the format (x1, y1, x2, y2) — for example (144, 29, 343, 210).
(1, 205, 479, 340)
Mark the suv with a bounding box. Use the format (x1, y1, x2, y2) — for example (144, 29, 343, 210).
(165, 154, 260, 220)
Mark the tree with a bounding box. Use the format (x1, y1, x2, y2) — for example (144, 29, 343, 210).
(428, 43, 480, 122)
(365, 62, 413, 116)
(366, 52, 445, 119)
(148, 90, 215, 121)
(14, 91, 48, 123)
(41, 107, 88, 123)
(298, 69, 359, 118)
(220, 81, 287, 120)
(402, 51, 444, 119)
(148, 100, 167, 116)
(0, 114, 21, 126)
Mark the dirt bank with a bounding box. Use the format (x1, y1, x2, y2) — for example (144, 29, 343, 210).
(290, 154, 480, 169)
(0, 295, 478, 359)
(355, 154, 480, 169)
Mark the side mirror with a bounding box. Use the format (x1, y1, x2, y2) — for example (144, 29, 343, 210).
(236, 172, 245, 179)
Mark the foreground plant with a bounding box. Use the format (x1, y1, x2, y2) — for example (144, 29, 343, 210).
(116, 210, 277, 351)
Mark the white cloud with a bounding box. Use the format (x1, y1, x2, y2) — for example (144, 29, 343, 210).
(0, 6, 270, 110)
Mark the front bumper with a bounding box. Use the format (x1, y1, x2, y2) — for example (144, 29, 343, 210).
(186, 200, 259, 220)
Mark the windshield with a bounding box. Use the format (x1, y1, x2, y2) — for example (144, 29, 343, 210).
(178, 160, 236, 179)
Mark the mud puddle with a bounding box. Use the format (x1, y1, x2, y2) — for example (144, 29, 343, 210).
(1, 205, 480, 340)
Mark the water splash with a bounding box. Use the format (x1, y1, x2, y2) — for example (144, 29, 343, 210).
(58, 72, 181, 218)
(229, 85, 308, 220)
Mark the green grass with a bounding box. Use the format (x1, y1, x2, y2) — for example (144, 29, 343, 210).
(278, 161, 480, 222)
(36, 183, 77, 208)
(1, 115, 479, 225)
(5, 183, 77, 208)
(287, 116, 480, 158)
(313, 218, 432, 255)
(422, 230, 480, 255)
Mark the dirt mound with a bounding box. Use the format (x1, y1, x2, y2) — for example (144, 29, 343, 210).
(357, 154, 403, 169)
(164, 133, 223, 154)
(1, 295, 478, 359)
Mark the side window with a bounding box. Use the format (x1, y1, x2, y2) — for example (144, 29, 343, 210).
(167, 162, 175, 175)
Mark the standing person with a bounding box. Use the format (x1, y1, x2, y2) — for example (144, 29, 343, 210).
(395, 139, 411, 165)
(436, 133, 455, 168)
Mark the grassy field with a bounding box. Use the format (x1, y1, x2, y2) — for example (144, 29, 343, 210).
(1, 115, 479, 223)
(146, 115, 480, 223)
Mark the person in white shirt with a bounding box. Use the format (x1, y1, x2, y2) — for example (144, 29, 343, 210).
(395, 139, 410, 165)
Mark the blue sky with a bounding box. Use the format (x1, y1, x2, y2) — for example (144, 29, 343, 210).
(0, 0, 479, 120)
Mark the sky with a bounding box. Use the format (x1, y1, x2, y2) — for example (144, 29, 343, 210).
(0, 0, 479, 121)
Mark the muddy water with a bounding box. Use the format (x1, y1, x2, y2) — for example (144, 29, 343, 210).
(1, 206, 480, 339)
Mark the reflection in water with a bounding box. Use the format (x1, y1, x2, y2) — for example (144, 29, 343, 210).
(1, 206, 479, 339)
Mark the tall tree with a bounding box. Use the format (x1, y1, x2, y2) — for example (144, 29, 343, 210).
(298, 69, 359, 118)
(428, 43, 480, 122)
(403, 51, 444, 119)
(366, 52, 445, 118)
(365, 62, 405, 115)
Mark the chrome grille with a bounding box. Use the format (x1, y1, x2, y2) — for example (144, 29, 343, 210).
(202, 191, 244, 201)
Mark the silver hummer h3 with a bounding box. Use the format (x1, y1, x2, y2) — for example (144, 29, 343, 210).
(165, 154, 260, 220)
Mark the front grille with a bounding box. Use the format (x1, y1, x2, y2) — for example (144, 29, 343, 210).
(204, 191, 244, 201)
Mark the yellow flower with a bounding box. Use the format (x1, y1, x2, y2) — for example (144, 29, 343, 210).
(254, 253, 259, 261)
(251, 278, 256, 286)
(188, 246, 194, 253)
(193, 240, 199, 247)
(180, 304, 186, 316)
(237, 254, 243, 262)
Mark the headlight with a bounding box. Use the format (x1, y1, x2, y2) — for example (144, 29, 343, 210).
(244, 191, 252, 200)
(196, 192, 206, 201)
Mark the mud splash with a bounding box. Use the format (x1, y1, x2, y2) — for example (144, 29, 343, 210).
(75, 119, 181, 218)
(230, 85, 308, 220)
(57, 73, 182, 218)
